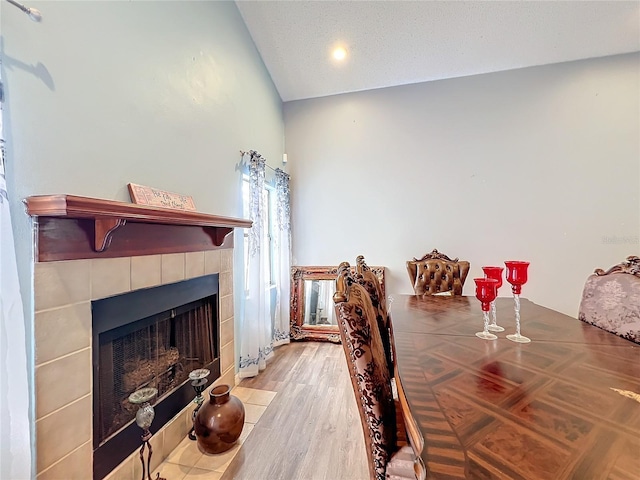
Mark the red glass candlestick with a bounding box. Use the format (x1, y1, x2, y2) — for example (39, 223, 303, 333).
(482, 266, 504, 333)
(505, 261, 529, 294)
(474, 278, 499, 340)
(504, 261, 531, 343)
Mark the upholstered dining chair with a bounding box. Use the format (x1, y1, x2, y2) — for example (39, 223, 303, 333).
(355, 255, 393, 371)
(333, 264, 421, 480)
(578, 256, 640, 344)
(406, 249, 470, 296)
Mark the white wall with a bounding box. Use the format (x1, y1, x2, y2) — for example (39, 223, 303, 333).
(1, 1, 283, 474)
(285, 53, 639, 317)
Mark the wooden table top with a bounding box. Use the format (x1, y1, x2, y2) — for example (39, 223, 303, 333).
(389, 294, 640, 480)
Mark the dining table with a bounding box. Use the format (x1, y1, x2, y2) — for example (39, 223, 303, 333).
(389, 294, 640, 479)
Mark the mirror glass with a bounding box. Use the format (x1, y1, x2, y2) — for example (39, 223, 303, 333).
(302, 280, 337, 326)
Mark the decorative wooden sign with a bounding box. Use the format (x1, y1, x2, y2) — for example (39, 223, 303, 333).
(128, 183, 196, 211)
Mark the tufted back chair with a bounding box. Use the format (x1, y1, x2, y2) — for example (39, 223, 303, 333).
(406, 249, 470, 296)
(579, 256, 640, 344)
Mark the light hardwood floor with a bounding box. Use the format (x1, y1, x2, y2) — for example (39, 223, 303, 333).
(220, 341, 369, 480)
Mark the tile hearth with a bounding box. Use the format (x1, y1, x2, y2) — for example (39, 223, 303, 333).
(138, 387, 276, 480)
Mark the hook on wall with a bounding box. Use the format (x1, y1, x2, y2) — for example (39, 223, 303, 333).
(5, 0, 42, 22)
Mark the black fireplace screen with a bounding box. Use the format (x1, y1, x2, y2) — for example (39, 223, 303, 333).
(92, 274, 221, 480)
(97, 297, 216, 444)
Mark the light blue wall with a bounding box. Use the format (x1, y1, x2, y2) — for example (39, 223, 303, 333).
(285, 53, 640, 317)
(1, 1, 283, 473)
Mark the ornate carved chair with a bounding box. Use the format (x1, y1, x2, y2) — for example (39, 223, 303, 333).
(355, 255, 393, 371)
(578, 256, 640, 344)
(406, 249, 470, 296)
(333, 264, 421, 480)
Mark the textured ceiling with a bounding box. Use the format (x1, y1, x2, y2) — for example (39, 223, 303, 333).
(236, 1, 640, 102)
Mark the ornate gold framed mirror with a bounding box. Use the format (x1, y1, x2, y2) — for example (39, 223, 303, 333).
(290, 265, 385, 343)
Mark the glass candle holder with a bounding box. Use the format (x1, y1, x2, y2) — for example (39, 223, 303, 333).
(188, 368, 210, 441)
(504, 261, 531, 343)
(129, 387, 165, 480)
(482, 266, 505, 333)
(474, 277, 499, 340)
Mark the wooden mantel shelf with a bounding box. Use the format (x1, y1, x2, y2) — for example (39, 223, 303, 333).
(25, 194, 252, 262)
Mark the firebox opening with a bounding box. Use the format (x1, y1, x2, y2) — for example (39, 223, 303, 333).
(92, 274, 220, 480)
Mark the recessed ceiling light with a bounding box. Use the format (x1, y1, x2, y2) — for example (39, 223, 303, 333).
(332, 47, 347, 61)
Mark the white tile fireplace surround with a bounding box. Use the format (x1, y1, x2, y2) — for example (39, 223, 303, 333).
(33, 249, 237, 480)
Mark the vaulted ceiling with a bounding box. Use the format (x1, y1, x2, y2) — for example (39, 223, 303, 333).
(236, 1, 640, 102)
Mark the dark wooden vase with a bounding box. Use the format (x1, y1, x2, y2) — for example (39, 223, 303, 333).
(194, 384, 245, 454)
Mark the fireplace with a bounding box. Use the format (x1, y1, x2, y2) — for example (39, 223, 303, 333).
(29, 194, 249, 480)
(92, 274, 220, 479)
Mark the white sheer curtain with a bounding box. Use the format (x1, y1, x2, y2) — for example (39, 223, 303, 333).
(272, 168, 291, 342)
(238, 151, 290, 378)
(0, 64, 32, 480)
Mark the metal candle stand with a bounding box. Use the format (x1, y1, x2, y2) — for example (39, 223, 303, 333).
(188, 368, 210, 441)
(128, 387, 166, 480)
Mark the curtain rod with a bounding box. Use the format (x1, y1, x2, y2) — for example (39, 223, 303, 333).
(5, 0, 42, 21)
(239, 150, 284, 173)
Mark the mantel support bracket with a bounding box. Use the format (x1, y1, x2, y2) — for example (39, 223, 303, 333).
(206, 226, 234, 247)
(95, 218, 127, 252)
